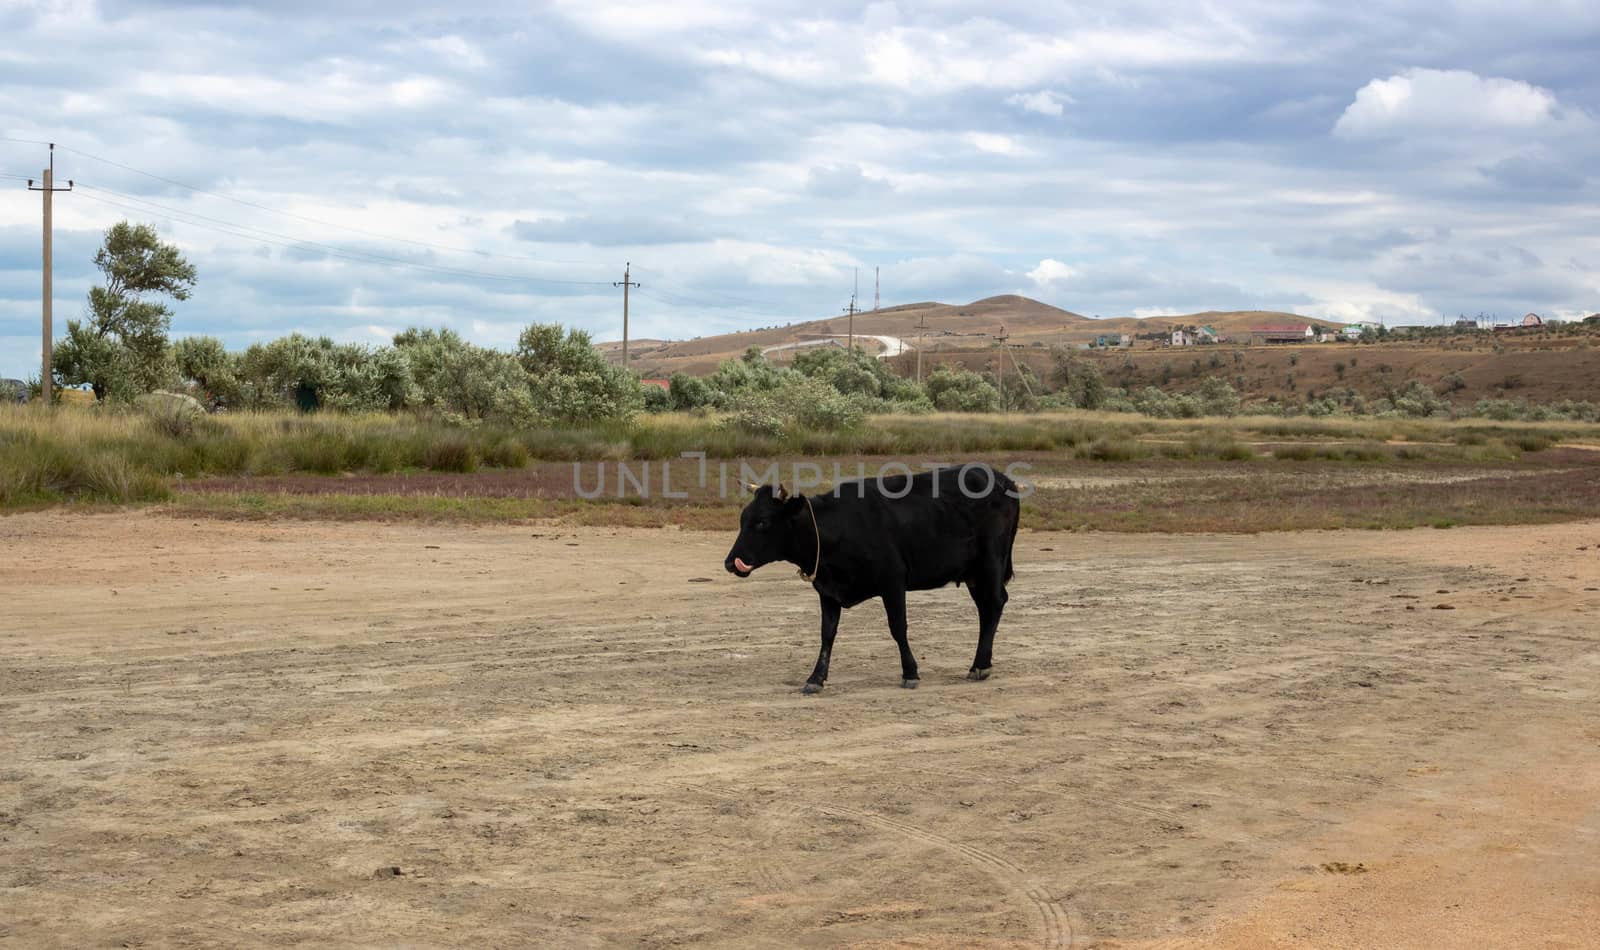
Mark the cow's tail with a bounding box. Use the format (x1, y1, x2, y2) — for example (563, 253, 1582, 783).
(1004, 501, 1019, 583)
(996, 470, 1020, 583)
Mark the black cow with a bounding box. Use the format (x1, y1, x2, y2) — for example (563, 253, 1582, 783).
(724, 465, 1020, 692)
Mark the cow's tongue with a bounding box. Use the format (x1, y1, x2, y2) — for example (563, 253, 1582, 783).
(734, 557, 754, 573)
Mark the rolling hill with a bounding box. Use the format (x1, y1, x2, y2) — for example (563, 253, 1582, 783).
(599, 295, 1337, 377)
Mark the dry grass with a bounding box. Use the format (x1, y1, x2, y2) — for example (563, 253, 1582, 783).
(167, 463, 1600, 534)
(8, 404, 1600, 531)
(164, 447, 1600, 534)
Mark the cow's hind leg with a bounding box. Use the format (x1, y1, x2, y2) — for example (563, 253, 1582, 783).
(803, 595, 842, 694)
(966, 572, 1008, 681)
(882, 587, 920, 688)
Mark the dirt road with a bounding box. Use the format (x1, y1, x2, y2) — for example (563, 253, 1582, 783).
(2, 512, 1598, 948)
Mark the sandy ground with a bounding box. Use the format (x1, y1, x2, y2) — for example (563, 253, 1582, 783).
(2, 512, 1598, 949)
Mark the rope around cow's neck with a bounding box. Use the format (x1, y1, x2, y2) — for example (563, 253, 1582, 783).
(798, 494, 821, 582)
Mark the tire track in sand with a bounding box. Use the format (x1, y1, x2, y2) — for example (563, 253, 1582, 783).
(676, 781, 1077, 948)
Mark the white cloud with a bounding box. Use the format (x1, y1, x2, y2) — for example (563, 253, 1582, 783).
(1027, 259, 1078, 285)
(966, 132, 1024, 156)
(1334, 68, 1561, 137)
(1006, 89, 1072, 117)
(127, 69, 454, 123)
(413, 35, 488, 70)
(5, 2, 1600, 378)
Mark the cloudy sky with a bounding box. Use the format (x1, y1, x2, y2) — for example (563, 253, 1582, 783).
(2, 0, 1597, 379)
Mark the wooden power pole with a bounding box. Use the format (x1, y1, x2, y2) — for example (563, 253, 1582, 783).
(27, 145, 72, 405)
(996, 325, 1010, 414)
(614, 262, 639, 373)
(915, 313, 929, 384)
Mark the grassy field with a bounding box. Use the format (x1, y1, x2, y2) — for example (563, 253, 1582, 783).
(5, 404, 1599, 532)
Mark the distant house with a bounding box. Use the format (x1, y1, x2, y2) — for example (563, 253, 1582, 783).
(1195, 326, 1219, 344)
(1454, 318, 1479, 329)
(1171, 329, 1194, 346)
(1493, 313, 1544, 332)
(1092, 333, 1130, 348)
(1250, 324, 1314, 345)
(640, 378, 670, 391)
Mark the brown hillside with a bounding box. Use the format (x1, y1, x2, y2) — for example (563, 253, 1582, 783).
(885, 330, 1600, 408)
(601, 295, 1331, 376)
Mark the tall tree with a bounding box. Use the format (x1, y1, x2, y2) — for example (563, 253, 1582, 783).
(55, 221, 197, 401)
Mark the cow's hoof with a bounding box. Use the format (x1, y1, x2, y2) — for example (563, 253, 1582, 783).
(802, 681, 825, 695)
(901, 678, 920, 689)
(967, 667, 992, 681)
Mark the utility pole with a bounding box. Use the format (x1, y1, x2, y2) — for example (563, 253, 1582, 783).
(27, 144, 72, 406)
(613, 262, 639, 373)
(843, 270, 859, 354)
(1005, 337, 1034, 401)
(915, 313, 928, 385)
(873, 266, 879, 312)
(996, 325, 1010, 414)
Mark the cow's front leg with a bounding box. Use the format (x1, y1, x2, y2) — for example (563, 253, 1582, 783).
(803, 595, 842, 694)
(882, 587, 919, 688)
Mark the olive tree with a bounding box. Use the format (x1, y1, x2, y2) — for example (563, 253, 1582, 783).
(55, 221, 197, 401)
(515, 323, 641, 423)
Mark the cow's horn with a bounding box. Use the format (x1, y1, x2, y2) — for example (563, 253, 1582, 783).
(746, 482, 760, 492)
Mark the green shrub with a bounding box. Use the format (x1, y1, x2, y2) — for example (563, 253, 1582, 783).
(668, 373, 719, 411)
(925, 368, 1000, 412)
(481, 438, 531, 469)
(721, 376, 865, 437)
(423, 432, 480, 472)
(1081, 437, 1148, 461)
(640, 384, 671, 412)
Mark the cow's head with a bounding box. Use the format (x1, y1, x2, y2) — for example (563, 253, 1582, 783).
(725, 483, 806, 577)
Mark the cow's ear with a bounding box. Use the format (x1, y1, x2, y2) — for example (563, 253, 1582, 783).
(775, 483, 789, 501)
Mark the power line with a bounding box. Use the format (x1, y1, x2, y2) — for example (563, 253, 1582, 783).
(72, 190, 606, 290)
(629, 286, 797, 326)
(73, 182, 615, 287)
(74, 186, 608, 287)
(51, 143, 611, 269)
(17, 143, 876, 323)
(627, 265, 804, 312)
(16, 141, 892, 344)
(631, 284, 767, 315)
